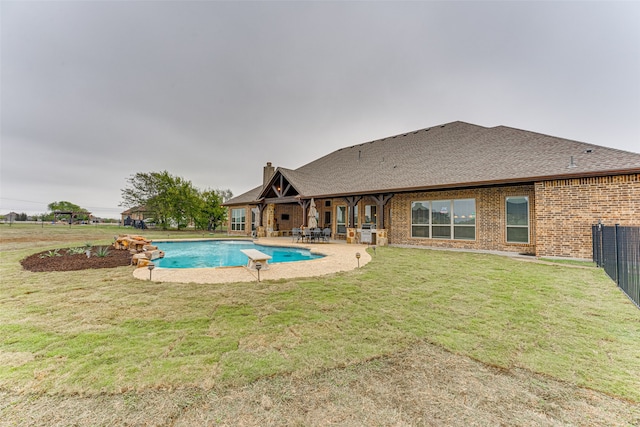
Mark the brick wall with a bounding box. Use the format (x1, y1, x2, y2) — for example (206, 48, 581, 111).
(388, 185, 536, 254)
(534, 174, 640, 259)
(226, 204, 253, 236)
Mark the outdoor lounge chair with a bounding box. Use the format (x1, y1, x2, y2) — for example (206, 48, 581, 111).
(292, 228, 301, 242)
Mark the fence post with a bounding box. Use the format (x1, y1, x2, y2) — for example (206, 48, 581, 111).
(614, 224, 620, 285)
(593, 221, 604, 267)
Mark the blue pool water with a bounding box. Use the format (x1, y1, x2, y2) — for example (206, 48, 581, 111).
(152, 240, 323, 269)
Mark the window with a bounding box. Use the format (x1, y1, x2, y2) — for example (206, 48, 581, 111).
(337, 206, 347, 234)
(431, 200, 451, 239)
(364, 205, 377, 226)
(411, 202, 430, 237)
(411, 199, 476, 240)
(453, 199, 476, 240)
(324, 211, 331, 226)
(506, 196, 529, 243)
(231, 208, 246, 231)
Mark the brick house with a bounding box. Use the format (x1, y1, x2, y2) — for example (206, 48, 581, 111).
(224, 121, 640, 259)
(120, 205, 153, 227)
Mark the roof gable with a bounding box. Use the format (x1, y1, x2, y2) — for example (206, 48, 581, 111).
(259, 168, 302, 200)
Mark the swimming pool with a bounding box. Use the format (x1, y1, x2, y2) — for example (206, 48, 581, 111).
(152, 240, 323, 269)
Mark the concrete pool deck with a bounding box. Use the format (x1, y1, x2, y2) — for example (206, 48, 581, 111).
(132, 237, 373, 284)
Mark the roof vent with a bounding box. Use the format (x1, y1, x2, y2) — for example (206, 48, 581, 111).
(585, 149, 594, 154)
(568, 156, 577, 168)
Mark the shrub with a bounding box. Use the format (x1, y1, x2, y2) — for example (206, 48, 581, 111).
(94, 246, 110, 257)
(39, 249, 62, 258)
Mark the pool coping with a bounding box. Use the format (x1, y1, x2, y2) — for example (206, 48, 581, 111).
(132, 237, 373, 284)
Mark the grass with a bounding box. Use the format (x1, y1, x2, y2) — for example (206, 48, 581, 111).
(1, 223, 639, 401)
(539, 257, 598, 267)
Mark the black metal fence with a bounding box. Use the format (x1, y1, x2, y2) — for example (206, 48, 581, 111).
(592, 224, 640, 308)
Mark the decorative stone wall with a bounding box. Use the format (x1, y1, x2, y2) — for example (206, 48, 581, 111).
(534, 174, 640, 259)
(346, 228, 357, 244)
(388, 185, 536, 255)
(265, 204, 276, 236)
(376, 229, 388, 246)
(114, 234, 164, 267)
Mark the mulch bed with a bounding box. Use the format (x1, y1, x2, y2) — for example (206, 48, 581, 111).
(21, 246, 133, 272)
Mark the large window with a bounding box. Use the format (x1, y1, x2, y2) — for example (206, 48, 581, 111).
(453, 199, 476, 240)
(411, 202, 430, 237)
(411, 199, 475, 240)
(231, 208, 246, 231)
(337, 206, 347, 234)
(364, 205, 377, 226)
(506, 196, 529, 243)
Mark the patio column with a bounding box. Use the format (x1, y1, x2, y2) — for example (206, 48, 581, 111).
(297, 199, 310, 227)
(344, 196, 362, 244)
(266, 204, 276, 236)
(371, 194, 393, 229)
(343, 196, 362, 228)
(255, 203, 267, 237)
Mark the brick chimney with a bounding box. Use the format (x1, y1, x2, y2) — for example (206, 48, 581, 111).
(263, 162, 275, 189)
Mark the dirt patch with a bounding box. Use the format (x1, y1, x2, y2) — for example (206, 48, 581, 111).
(1, 342, 639, 426)
(20, 247, 133, 272)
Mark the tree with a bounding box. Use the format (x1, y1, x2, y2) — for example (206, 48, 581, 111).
(47, 201, 90, 222)
(120, 171, 230, 230)
(121, 171, 177, 229)
(48, 201, 83, 212)
(192, 189, 229, 231)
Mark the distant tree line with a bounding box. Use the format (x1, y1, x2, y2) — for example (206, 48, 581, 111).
(4, 201, 95, 223)
(120, 171, 232, 231)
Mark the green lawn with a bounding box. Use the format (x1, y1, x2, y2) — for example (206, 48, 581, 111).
(1, 224, 639, 401)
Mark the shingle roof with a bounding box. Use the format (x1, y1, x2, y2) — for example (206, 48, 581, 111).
(225, 121, 640, 205)
(224, 185, 263, 205)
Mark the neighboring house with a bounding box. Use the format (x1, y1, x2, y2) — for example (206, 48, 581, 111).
(120, 206, 153, 227)
(223, 121, 640, 259)
(2, 212, 19, 222)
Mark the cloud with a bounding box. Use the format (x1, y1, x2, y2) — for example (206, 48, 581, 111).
(1, 1, 639, 217)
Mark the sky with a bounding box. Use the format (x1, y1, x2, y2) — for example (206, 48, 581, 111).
(1, 1, 639, 219)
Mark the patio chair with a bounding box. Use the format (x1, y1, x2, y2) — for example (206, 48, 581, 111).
(292, 228, 301, 242)
(322, 228, 331, 242)
(302, 228, 312, 243)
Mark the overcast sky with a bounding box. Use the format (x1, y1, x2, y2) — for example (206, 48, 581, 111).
(2, 1, 639, 219)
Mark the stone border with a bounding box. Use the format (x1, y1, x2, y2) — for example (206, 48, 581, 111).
(132, 238, 372, 284)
